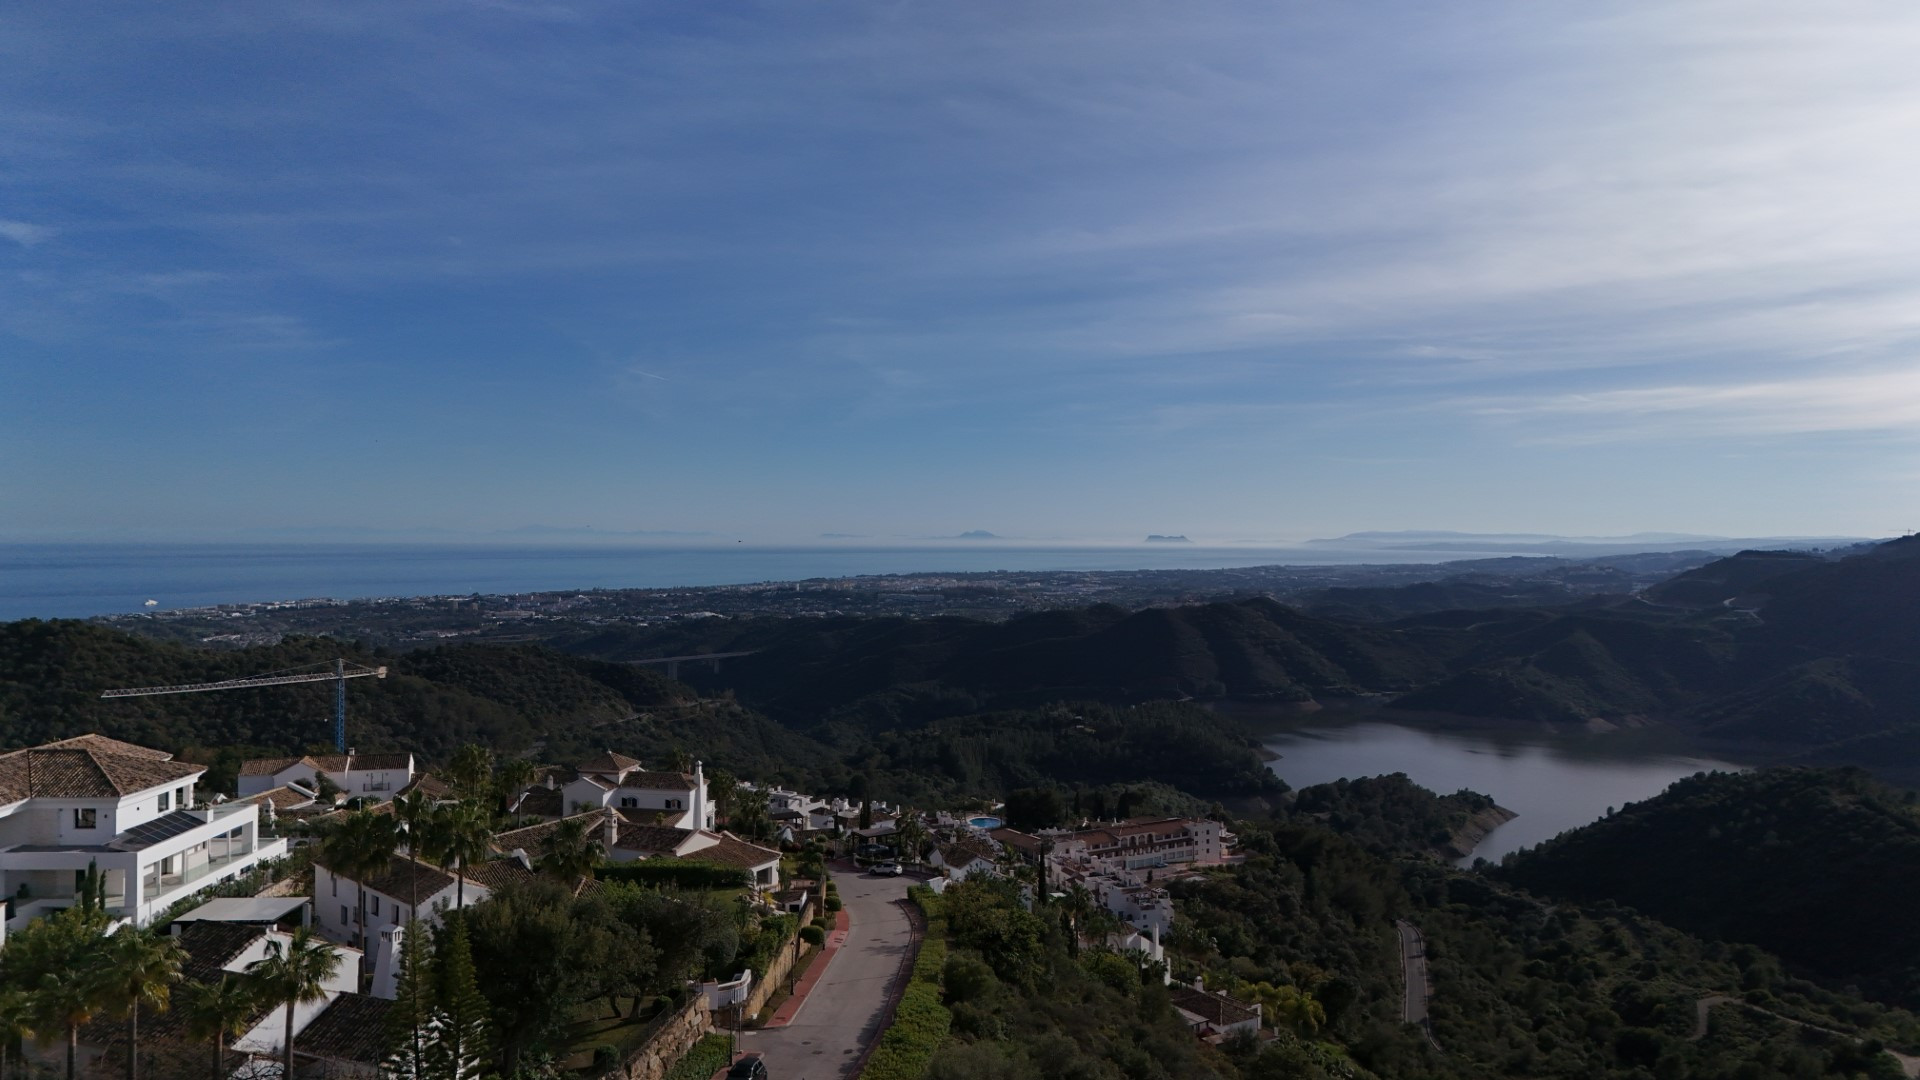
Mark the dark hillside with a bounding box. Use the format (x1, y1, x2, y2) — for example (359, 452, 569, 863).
(1501, 767, 1920, 1008)
(0, 619, 704, 768)
(593, 597, 1450, 722)
(1643, 549, 1828, 607)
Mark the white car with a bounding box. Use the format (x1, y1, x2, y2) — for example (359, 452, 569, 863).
(870, 861, 904, 876)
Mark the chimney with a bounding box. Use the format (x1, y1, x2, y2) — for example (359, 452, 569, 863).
(602, 810, 620, 851)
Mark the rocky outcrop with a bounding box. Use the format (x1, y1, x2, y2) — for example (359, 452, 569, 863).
(1439, 805, 1518, 861)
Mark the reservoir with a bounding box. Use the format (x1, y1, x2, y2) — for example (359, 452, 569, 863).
(1258, 716, 1746, 866)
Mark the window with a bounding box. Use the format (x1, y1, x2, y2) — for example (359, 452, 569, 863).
(331, 874, 338, 897)
(74, 808, 97, 829)
(619, 797, 637, 808)
(370, 895, 381, 917)
(341, 905, 350, 926)
(666, 798, 682, 810)
(176, 786, 187, 807)
(158, 792, 171, 812)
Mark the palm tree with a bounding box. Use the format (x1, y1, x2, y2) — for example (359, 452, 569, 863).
(0, 988, 33, 1080)
(445, 745, 494, 803)
(428, 802, 494, 913)
(179, 976, 258, 1080)
(536, 816, 603, 886)
(1062, 884, 1094, 954)
(322, 810, 401, 970)
(30, 965, 108, 1080)
(894, 812, 927, 866)
(99, 927, 185, 1080)
(490, 758, 537, 818)
(247, 926, 342, 1079)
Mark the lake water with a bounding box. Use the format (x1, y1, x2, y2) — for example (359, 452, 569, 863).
(1260, 719, 1746, 865)
(0, 540, 1563, 621)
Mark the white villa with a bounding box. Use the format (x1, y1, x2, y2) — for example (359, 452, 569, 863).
(0, 735, 287, 934)
(491, 809, 783, 891)
(237, 751, 416, 800)
(551, 752, 716, 831)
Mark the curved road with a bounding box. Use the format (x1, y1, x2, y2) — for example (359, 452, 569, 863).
(1396, 919, 1439, 1050)
(738, 868, 916, 1080)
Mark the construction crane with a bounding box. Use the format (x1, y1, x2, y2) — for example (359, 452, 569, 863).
(101, 659, 387, 753)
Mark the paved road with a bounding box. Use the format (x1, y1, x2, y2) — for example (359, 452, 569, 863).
(1693, 994, 1920, 1077)
(1396, 919, 1429, 1025)
(738, 868, 916, 1080)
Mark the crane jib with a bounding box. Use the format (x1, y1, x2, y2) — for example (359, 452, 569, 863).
(99, 666, 388, 698)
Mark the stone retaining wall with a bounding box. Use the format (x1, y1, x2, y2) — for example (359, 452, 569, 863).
(607, 995, 713, 1080)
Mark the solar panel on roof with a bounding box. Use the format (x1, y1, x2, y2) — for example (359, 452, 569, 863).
(112, 810, 208, 849)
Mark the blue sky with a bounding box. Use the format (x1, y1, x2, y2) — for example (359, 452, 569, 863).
(4, 1, 1919, 543)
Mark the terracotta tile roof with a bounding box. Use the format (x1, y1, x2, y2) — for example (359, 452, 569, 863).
(461, 858, 539, 891)
(318, 854, 455, 902)
(175, 921, 270, 982)
(296, 993, 395, 1065)
(512, 786, 564, 818)
(621, 771, 697, 790)
(242, 785, 317, 812)
(0, 744, 203, 800)
(685, 832, 780, 869)
(1170, 986, 1260, 1029)
(491, 809, 610, 855)
(396, 773, 452, 799)
(989, 827, 1045, 855)
(239, 752, 413, 776)
(578, 750, 643, 775)
(615, 823, 696, 854)
(40, 734, 174, 760)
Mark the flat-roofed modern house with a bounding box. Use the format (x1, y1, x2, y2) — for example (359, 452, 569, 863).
(0, 734, 288, 933)
(236, 751, 416, 801)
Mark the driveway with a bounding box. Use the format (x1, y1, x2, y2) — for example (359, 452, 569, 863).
(736, 867, 917, 1080)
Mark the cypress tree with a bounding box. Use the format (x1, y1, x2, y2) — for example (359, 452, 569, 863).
(434, 920, 492, 1079)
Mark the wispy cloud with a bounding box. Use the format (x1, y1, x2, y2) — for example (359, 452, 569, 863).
(0, 220, 55, 247)
(1460, 367, 1920, 441)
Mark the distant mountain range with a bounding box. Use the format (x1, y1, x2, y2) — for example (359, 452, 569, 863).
(1307, 530, 1872, 557)
(552, 535, 1920, 783)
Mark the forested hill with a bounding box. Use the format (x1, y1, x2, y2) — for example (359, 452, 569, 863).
(1500, 767, 1920, 1009)
(548, 539, 1920, 780)
(561, 597, 1447, 720)
(0, 619, 812, 780)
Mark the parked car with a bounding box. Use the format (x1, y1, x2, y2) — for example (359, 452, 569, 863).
(870, 861, 903, 876)
(727, 1053, 769, 1080)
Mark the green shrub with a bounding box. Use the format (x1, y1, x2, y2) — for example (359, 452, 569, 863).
(800, 924, 826, 946)
(666, 1034, 732, 1080)
(741, 913, 801, 977)
(826, 895, 843, 913)
(594, 859, 753, 890)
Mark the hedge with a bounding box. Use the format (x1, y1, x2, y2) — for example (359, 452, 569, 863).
(665, 1034, 732, 1080)
(800, 924, 826, 947)
(742, 913, 801, 978)
(594, 859, 753, 890)
(857, 887, 951, 1080)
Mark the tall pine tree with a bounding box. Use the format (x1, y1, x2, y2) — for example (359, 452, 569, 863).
(383, 925, 436, 1078)
(434, 919, 492, 1080)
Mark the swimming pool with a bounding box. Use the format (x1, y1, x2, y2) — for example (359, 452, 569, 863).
(967, 815, 1002, 830)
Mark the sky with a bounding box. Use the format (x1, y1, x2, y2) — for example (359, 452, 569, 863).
(4, 1, 1919, 544)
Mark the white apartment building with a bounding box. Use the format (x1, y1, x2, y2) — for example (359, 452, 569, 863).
(237, 751, 416, 800)
(0, 735, 288, 933)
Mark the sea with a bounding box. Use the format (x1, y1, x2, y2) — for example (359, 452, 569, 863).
(0, 540, 1542, 621)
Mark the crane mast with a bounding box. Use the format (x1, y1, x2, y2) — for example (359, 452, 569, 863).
(101, 659, 387, 753)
